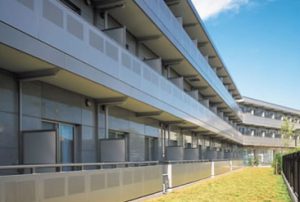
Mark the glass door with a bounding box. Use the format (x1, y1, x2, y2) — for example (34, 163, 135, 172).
(59, 123, 74, 164)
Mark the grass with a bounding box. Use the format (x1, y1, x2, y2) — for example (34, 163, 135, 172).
(146, 168, 291, 202)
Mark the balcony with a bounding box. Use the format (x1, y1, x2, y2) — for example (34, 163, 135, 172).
(0, 159, 245, 201)
(0, 162, 162, 202)
(0, 0, 242, 143)
(243, 135, 295, 147)
(135, 0, 241, 116)
(242, 113, 300, 129)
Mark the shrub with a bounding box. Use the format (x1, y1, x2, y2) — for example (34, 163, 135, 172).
(253, 156, 259, 166)
(248, 157, 253, 166)
(272, 153, 282, 175)
(248, 156, 259, 166)
(273, 147, 300, 175)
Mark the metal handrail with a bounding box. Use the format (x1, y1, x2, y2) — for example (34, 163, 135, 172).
(164, 159, 242, 164)
(0, 161, 159, 174)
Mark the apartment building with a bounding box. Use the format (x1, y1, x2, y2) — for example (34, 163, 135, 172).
(238, 97, 299, 164)
(0, 0, 297, 201)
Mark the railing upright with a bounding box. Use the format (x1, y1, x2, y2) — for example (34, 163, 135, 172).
(282, 151, 300, 200)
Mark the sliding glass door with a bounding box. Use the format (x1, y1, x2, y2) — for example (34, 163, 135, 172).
(42, 121, 75, 166)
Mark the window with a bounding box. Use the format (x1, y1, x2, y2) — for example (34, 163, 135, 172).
(145, 137, 157, 161)
(59, 123, 74, 164)
(60, 0, 81, 15)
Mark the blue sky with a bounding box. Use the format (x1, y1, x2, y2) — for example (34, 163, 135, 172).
(192, 0, 300, 110)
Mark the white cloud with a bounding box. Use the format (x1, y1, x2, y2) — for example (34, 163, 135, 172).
(192, 0, 249, 20)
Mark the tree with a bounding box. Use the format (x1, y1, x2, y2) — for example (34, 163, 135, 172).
(280, 117, 296, 147)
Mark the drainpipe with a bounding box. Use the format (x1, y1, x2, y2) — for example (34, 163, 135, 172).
(160, 123, 165, 160)
(103, 105, 109, 139)
(18, 80, 23, 165)
(95, 103, 99, 162)
(167, 125, 170, 147)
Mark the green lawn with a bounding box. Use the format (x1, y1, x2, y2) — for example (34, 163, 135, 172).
(147, 168, 291, 202)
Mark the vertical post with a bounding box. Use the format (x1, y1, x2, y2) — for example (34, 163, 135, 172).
(18, 81, 23, 165)
(104, 11, 108, 29)
(167, 125, 170, 147)
(211, 161, 215, 178)
(104, 105, 109, 139)
(167, 163, 173, 192)
(161, 124, 165, 160)
(95, 104, 100, 162)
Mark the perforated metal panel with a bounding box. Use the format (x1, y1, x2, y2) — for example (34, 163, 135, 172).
(105, 41, 119, 61)
(90, 173, 106, 191)
(132, 60, 141, 75)
(67, 15, 83, 40)
(232, 160, 244, 170)
(107, 172, 120, 188)
(68, 176, 85, 195)
(122, 52, 131, 69)
(214, 161, 231, 175)
(89, 30, 104, 52)
(43, 0, 63, 27)
(17, 0, 34, 10)
(0, 165, 162, 202)
(4, 180, 36, 202)
(44, 177, 65, 199)
(170, 162, 211, 188)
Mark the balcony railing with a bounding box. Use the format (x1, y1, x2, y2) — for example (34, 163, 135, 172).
(0, 161, 159, 175)
(242, 113, 300, 129)
(0, 0, 242, 143)
(243, 135, 295, 147)
(135, 0, 241, 114)
(0, 161, 162, 202)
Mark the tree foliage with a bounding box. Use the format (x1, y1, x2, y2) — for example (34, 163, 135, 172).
(280, 117, 295, 139)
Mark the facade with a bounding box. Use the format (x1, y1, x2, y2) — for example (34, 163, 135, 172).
(0, 0, 297, 201)
(238, 97, 299, 164)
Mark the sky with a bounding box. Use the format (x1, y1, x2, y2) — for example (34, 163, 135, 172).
(192, 0, 300, 110)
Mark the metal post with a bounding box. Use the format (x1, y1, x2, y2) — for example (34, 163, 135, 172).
(161, 124, 165, 160)
(95, 104, 100, 162)
(104, 105, 109, 139)
(18, 81, 23, 165)
(211, 161, 215, 177)
(167, 125, 170, 147)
